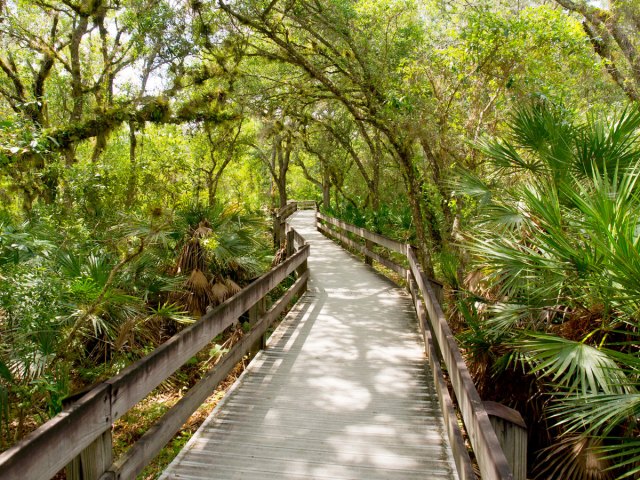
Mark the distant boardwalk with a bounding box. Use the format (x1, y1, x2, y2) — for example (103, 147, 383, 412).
(161, 210, 459, 480)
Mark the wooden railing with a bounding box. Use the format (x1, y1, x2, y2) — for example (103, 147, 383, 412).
(0, 232, 310, 480)
(273, 200, 317, 246)
(290, 199, 317, 210)
(317, 212, 527, 480)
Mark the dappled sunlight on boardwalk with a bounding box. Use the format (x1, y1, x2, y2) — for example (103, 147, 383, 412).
(160, 210, 458, 480)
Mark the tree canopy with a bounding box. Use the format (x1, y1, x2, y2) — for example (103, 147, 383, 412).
(0, 0, 639, 478)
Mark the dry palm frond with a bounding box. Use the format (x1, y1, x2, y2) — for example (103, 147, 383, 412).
(272, 245, 287, 266)
(193, 220, 212, 238)
(184, 269, 214, 316)
(224, 278, 241, 297)
(114, 316, 138, 351)
(211, 280, 230, 305)
(186, 268, 210, 294)
(176, 238, 206, 274)
(186, 293, 202, 317)
(535, 435, 613, 480)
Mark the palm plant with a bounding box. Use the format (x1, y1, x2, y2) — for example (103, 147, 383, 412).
(457, 102, 640, 479)
(171, 202, 270, 316)
(0, 212, 187, 446)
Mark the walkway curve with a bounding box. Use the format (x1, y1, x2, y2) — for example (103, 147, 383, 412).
(160, 210, 459, 480)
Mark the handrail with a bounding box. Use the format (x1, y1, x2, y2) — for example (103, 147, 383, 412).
(316, 212, 443, 298)
(274, 200, 317, 247)
(316, 211, 523, 480)
(0, 232, 311, 480)
(289, 199, 317, 210)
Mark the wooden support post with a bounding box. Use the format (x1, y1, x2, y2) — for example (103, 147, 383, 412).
(296, 259, 308, 291)
(248, 297, 268, 352)
(248, 298, 266, 327)
(484, 401, 528, 480)
(66, 430, 113, 480)
(60, 390, 113, 480)
(364, 239, 373, 265)
(431, 281, 444, 306)
(286, 229, 295, 257)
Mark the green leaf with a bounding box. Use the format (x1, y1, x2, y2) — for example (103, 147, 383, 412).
(519, 334, 628, 396)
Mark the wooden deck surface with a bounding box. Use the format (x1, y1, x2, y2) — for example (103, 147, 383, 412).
(160, 210, 459, 480)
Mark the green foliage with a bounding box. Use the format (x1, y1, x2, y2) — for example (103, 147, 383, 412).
(0, 195, 270, 446)
(0, 1, 636, 477)
(173, 201, 271, 280)
(324, 200, 415, 242)
(459, 102, 640, 478)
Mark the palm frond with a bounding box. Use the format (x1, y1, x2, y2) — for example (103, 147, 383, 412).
(56, 250, 83, 278)
(574, 106, 640, 179)
(534, 435, 613, 480)
(598, 439, 640, 479)
(452, 169, 493, 206)
(508, 102, 574, 174)
(551, 392, 640, 435)
(518, 334, 628, 396)
(477, 137, 543, 173)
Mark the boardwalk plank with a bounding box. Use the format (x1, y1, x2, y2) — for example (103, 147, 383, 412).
(160, 210, 459, 480)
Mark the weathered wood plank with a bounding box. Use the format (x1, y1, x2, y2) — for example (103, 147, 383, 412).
(292, 200, 317, 210)
(66, 430, 113, 480)
(111, 271, 310, 480)
(107, 245, 309, 420)
(484, 402, 527, 480)
(362, 245, 407, 277)
(0, 384, 111, 480)
(317, 212, 406, 254)
(409, 280, 475, 480)
(286, 224, 306, 250)
(161, 210, 459, 480)
(0, 245, 309, 480)
(277, 202, 297, 219)
(407, 247, 513, 480)
(318, 222, 361, 252)
(318, 222, 408, 277)
(317, 212, 518, 480)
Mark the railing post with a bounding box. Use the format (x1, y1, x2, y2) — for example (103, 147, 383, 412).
(484, 401, 528, 480)
(249, 297, 268, 351)
(430, 280, 444, 306)
(61, 389, 113, 480)
(279, 219, 286, 248)
(406, 246, 413, 293)
(248, 298, 266, 326)
(296, 258, 308, 292)
(286, 229, 295, 258)
(364, 239, 373, 265)
(65, 422, 113, 480)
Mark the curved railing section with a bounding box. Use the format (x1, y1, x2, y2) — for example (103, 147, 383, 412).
(317, 211, 527, 480)
(273, 200, 317, 247)
(0, 226, 311, 480)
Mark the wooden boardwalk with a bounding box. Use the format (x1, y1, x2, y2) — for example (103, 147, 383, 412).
(160, 210, 459, 480)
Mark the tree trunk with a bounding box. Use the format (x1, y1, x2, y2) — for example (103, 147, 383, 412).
(278, 178, 287, 208)
(275, 133, 292, 208)
(125, 122, 138, 208)
(396, 145, 436, 278)
(207, 170, 216, 207)
(322, 168, 331, 208)
(269, 138, 279, 209)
